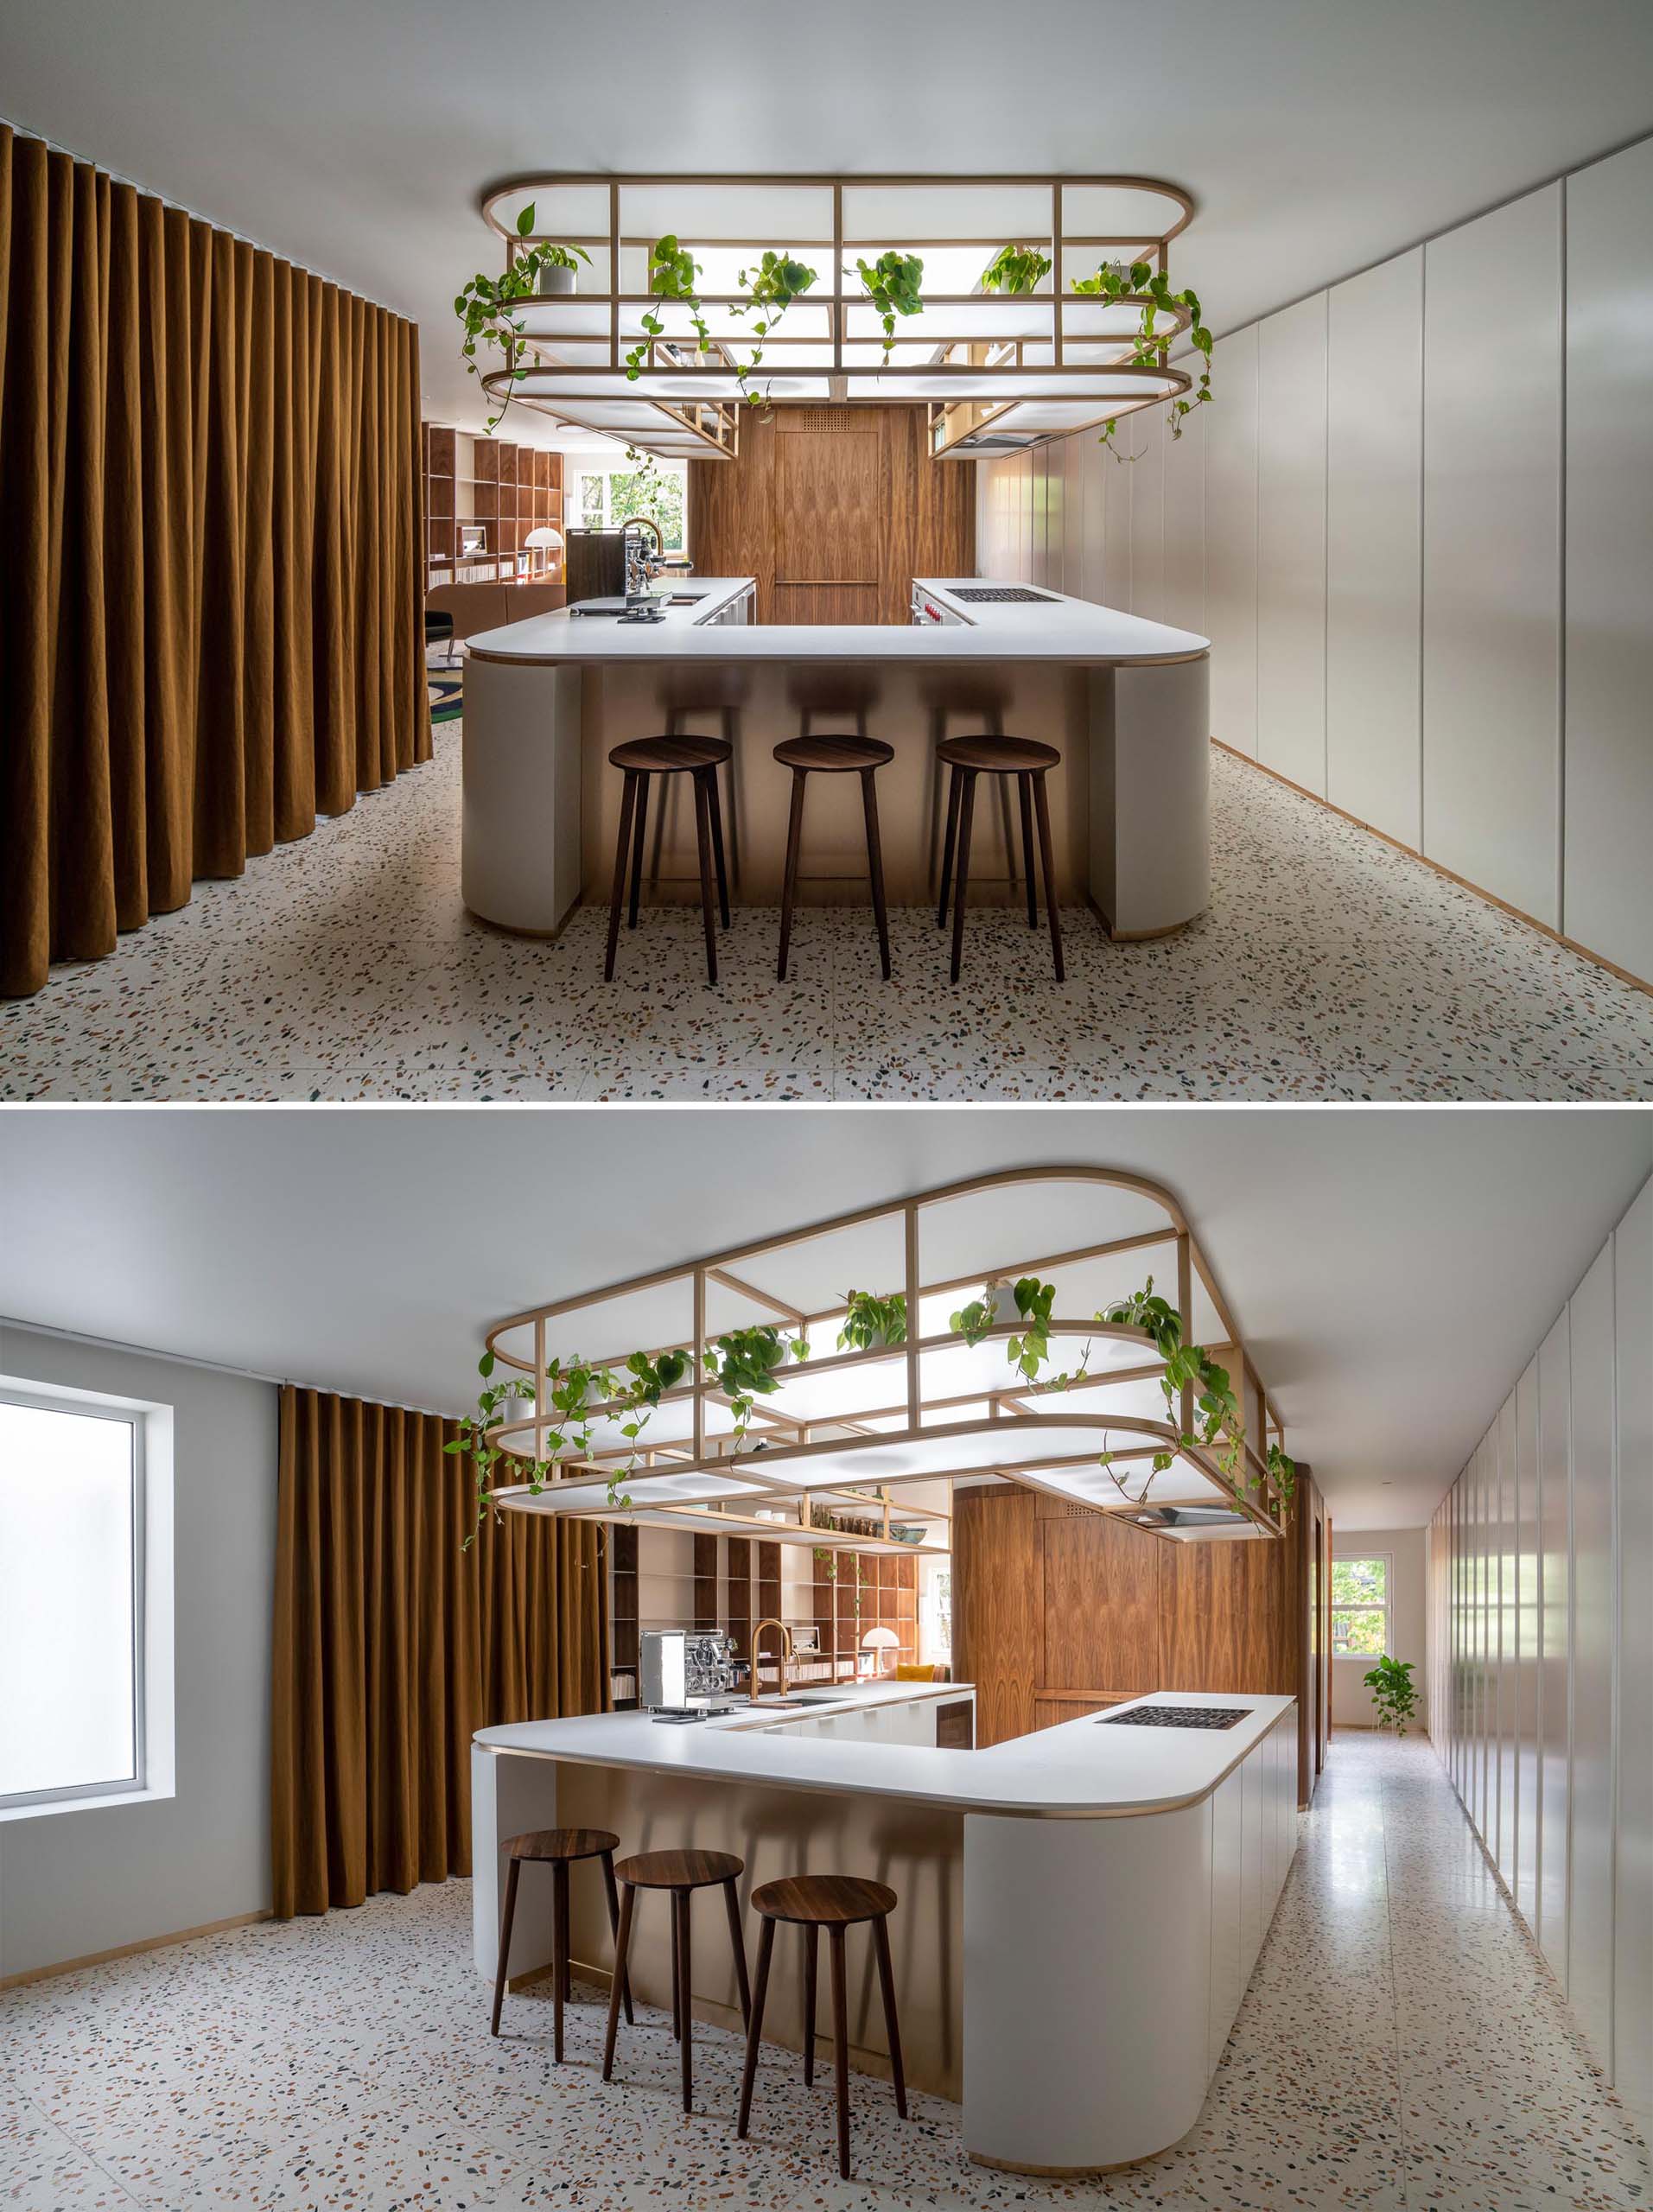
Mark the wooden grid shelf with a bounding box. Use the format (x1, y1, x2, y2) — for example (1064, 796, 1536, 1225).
(423, 421, 563, 589)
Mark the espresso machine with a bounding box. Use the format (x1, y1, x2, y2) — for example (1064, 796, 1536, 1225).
(639, 1629, 744, 1721)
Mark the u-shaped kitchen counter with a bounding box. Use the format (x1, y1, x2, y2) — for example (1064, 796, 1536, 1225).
(473, 1686, 1299, 2173)
(461, 578, 1211, 948)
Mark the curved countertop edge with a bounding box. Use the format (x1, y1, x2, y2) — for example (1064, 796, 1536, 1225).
(475, 1688, 1296, 1821)
(463, 575, 1211, 670)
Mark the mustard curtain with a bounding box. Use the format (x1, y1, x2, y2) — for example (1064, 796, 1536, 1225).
(0, 125, 429, 1000)
(270, 1388, 611, 1920)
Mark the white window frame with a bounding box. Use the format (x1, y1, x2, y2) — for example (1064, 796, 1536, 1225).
(0, 1377, 176, 1822)
(1330, 1550, 1392, 1662)
(570, 458, 690, 553)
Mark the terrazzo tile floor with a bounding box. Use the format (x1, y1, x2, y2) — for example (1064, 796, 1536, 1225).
(5, 1735, 1647, 2210)
(4, 716, 1651, 1100)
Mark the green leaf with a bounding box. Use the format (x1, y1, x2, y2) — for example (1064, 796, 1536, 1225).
(517, 203, 536, 236)
(478, 1351, 495, 1378)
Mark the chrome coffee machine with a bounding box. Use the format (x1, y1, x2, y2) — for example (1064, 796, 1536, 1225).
(639, 1629, 742, 1721)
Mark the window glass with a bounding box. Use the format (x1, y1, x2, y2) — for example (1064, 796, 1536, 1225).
(1328, 1554, 1390, 1658)
(0, 1401, 137, 1802)
(571, 461, 688, 554)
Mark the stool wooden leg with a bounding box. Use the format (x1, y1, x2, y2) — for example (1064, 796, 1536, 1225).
(1018, 772, 1038, 929)
(604, 772, 639, 982)
(677, 1890, 695, 2113)
(861, 769, 891, 981)
(490, 1857, 521, 2036)
(601, 1850, 634, 2025)
(949, 771, 977, 986)
(1033, 770, 1065, 982)
(627, 773, 650, 929)
(692, 771, 719, 986)
(829, 1925, 851, 2179)
(872, 1913, 907, 2120)
(777, 769, 806, 982)
(601, 1882, 634, 2082)
(737, 1916, 775, 2139)
(722, 1877, 752, 2028)
(552, 1859, 569, 2063)
(801, 1923, 818, 2085)
(936, 767, 962, 929)
(706, 764, 731, 928)
(670, 1897, 682, 2040)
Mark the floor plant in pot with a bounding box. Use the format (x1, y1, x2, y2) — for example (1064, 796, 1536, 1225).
(455, 203, 590, 430)
(1363, 1655, 1418, 1736)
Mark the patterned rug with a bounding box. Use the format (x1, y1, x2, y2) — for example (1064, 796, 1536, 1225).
(428, 665, 462, 723)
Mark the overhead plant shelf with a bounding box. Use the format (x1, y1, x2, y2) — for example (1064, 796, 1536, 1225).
(473, 175, 1197, 461)
(478, 1168, 1295, 1550)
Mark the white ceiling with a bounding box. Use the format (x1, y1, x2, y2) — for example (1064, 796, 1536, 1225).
(0, 1109, 1646, 1531)
(3, 1, 1650, 435)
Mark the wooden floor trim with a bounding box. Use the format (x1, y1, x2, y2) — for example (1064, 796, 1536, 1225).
(0, 1910, 273, 1992)
(1213, 741, 1652, 1000)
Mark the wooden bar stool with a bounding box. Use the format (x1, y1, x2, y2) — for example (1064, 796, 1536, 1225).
(604, 735, 732, 985)
(491, 1827, 633, 2063)
(934, 735, 1064, 984)
(772, 735, 894, 982)
(736, 1873, 906, 2181)
(602, 1848, 752, 2114)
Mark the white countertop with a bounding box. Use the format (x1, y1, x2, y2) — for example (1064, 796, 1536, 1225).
(475, 1688, 1294, 1819)
(464, 577, 1209, 669)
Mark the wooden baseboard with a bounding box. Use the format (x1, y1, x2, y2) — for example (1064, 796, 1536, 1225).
(0, 1910, 273, 1992)
(1214, 741, 1652, 999)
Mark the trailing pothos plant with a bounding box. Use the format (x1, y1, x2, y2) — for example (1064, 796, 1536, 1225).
(853, 251, 924, 364)
(1070, 258, 1213, 461)
(735, 250, 817, 404)
(980, 243, 1052, 295)
(950, 1278, 1090, 1391)
(626, 234, 715, 384)
(455, 203, 590, 431)
(703, 1323, 809, 1453)
(837, 1289, 907, 1353)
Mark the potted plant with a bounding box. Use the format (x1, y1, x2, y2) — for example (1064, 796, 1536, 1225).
(853, 250, 924, 364)
(735, 250, 817, 404)
(1069, 258, 1214, 459)
(455, 204, 591, 429)
(1362, 1655, 1418, 1736)
(980, 244, 1052, 295)
(836, 1289, 907, 1351)
(626, 234, 714, 380)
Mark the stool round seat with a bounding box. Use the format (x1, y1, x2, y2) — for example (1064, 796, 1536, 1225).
(935, 733, 1060, 775)
(505, 1825, 620, 1864)
(614, 1847, 744, 1891)
(773, 734, 893, 775)
(934, 731, 1065, 984)
(608, 734, 732, 775)
(751, 1873, 897, 1925)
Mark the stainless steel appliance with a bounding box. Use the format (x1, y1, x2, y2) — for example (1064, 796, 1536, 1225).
(639, 1629, 741, 1720)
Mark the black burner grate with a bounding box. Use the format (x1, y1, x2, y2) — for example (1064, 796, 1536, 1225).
(1098, 1706, 1252, 1731)
(948, 586, 1059, 603)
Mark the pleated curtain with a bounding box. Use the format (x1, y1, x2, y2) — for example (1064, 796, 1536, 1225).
(270, 1388, 610, 1920)
(0, 125, 429, 1000)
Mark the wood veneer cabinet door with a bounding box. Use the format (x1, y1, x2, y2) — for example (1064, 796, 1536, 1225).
(950, 1486, 1039, 1745)
(1039, 1510, 1160, 1694)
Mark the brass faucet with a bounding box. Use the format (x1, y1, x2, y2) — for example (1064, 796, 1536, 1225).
(750, 1618, 793, 1703)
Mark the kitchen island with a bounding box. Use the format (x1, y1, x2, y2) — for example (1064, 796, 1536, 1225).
(472, 1685, 1298, 2173)
(461, 578, 1211, 946)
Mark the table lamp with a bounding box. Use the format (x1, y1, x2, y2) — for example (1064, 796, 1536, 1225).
(861, 1625, 900, 1678)
(524, 524, 563, 577)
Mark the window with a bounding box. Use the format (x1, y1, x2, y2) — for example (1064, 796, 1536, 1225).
(919, 1554, 951, 1668)
(1330, 1554, 1390, 1657)
(0, 1383, 174, 1818)
(570, 460, 688, 554)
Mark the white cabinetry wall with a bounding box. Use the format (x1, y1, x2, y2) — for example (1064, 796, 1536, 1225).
(1427, 1173, 1653, 2126)
(974, 134, 1653, 985)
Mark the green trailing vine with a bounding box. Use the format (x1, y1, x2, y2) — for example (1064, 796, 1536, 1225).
(836, 1289, 907, 1353)
(626, 234, 714, 384)
(703, 1323, 809, 1454)
(853, 251, 925, 364)
(980, 243, 1051, 295)
(1070, 258, 1213, 461)
(455, 204, 590, 430)
(736, 250, 817, 405)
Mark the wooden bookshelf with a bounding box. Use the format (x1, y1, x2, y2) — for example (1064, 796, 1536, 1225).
(423, 421, 563, 590)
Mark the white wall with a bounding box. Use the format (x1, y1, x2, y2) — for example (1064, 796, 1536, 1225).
(976, 132, 1653, 985)
(1330, 1526, 1427, 1729)
(0, 1325, 277, 1980)
(1427, 1172, 1653, 2126)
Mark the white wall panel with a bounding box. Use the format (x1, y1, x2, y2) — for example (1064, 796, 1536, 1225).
(1497, 1393, 1518, 1886)
(1613, 1183, 1653, 2121)
(1239, 1744, 1263, 1979)
(1326, 249, 1423, 845)
(1538, 1306, 1572, 1987)
(1516, 1357, 1541, 1931)
(1129, 405, 1165, 622)
(1102, 433, 1133, 614)
(1569, 1238, 1617, 2077)
(1032, 447, 1053, 590)
(1564, 138, 1653, 982)
(1163, 397, 1205, 638)
(1062, 433, 1085, 605)
(1421, 184, 1563, 927)
(1205, 324, 1258, 755)
(1257, 294, 1328, 793)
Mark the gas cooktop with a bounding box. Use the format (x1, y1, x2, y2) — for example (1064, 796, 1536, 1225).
(1098, 1706, 1253, 1731)
(947, 586, 1059, 603)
